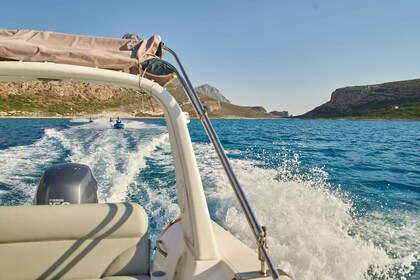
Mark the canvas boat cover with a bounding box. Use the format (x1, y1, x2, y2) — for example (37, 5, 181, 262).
(0, 30, 175, 86)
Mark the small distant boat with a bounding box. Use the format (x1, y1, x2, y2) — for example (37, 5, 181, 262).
(88, 118, 94, 123)
(114, 122, 124, 129)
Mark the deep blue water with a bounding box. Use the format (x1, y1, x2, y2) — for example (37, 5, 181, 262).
(0, 118, 418, 279)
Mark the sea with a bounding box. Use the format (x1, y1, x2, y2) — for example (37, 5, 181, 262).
(0, 118, 418, 280)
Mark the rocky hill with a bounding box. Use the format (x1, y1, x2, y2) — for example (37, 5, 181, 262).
(270, 110, 289, 118)
(168, 81, 270, 118)
(0, 79, 272, 118)
(300, 79, 420, 119)
(247, 106, 267, 114)
(194, 84, 231, 104)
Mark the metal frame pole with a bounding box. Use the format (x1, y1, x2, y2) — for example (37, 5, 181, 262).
(162, 46, 280, 280)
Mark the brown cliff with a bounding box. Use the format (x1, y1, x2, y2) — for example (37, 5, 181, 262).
(300, 79, 420, 119)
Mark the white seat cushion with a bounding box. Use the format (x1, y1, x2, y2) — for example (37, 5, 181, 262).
(0, 203, 150, 280)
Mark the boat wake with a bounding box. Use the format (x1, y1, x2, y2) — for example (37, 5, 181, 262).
(0, 132, 64, 205)
(45, 118, 168, 202)
(0, 119, 167, 204)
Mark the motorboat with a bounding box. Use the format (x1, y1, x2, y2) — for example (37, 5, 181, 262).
(114, 118, 124, 129)
(0, 30, 291, 280)
(114, 122, 124, 129)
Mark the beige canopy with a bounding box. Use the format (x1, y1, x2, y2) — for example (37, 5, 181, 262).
(0, 30, 175, 86)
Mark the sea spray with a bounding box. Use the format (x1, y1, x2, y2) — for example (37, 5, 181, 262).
(192, 142, 416, 279)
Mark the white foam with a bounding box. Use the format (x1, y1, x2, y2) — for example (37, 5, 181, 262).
(69, 118, 165, 130)
(69, 118, 89, 123)
(69, 117, 117, 130)
(122, 133, 179, 242)
(352, 210, 420, 278)
(192, 143, 418, 279)
(0, 129, 65, 204)
(43, 121, 169, 203)
(122, 120, 165, 130)
(106, 133, 169, 202)
(133, 181, 180, 241)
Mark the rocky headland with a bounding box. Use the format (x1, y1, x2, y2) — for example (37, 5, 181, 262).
(300, 79, 420, 120)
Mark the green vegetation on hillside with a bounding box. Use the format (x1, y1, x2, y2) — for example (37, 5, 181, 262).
(356, 103, 420, 120)
(304, 101, 420, 120)
(381, 79, 420, 87)
(0, 87, 149, 117)
(0, 80, 273, 118)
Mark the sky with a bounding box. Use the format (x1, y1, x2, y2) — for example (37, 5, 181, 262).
(1, 0, 420, 115)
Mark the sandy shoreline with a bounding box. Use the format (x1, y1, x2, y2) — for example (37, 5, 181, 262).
(0, 112, 282, 120)
(0, 110, 164, 119)
(0, 115, 165, 119)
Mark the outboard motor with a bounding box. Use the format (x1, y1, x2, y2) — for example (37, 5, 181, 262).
(36, 163, 98, 205)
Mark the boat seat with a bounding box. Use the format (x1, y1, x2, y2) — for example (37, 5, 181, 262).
(0, 202, 150, 280)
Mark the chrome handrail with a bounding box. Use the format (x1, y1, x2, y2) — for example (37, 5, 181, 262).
(162, 46, 281, 280)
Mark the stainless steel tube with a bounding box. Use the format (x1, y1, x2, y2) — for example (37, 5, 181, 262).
(162, 46, 281, 280)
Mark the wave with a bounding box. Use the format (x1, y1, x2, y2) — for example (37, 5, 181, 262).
(191, 143, 418, 279)
(43, 121, 168, 202)
(70, 117, 165, 130)
(0, 131, 65, 205)
(69, 118, 90, 123)
(0, 119, 168, 205)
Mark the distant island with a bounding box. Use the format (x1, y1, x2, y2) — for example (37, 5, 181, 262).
(300, 78, 420, 120)
(0, 79, 287, 119)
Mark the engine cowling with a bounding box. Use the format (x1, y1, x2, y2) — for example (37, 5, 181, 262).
(36, 163, 98, 205)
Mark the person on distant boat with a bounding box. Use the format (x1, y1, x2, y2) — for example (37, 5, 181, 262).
(109, 117, 113, 122)
(116, 117, 122, 124)
(89, 117, 93, 122)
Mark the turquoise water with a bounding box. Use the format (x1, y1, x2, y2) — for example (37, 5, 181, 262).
(0, 118, 418, 279)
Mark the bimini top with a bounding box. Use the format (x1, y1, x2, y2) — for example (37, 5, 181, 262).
(0, 29, 174, 86)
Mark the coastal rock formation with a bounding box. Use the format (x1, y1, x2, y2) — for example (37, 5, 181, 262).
(248, 106, 267, 114)
(204, 100, 222, 112)
(270, 110, 289, 118)
(194, 84, 231, 104)
(301, 79, 420, 119)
